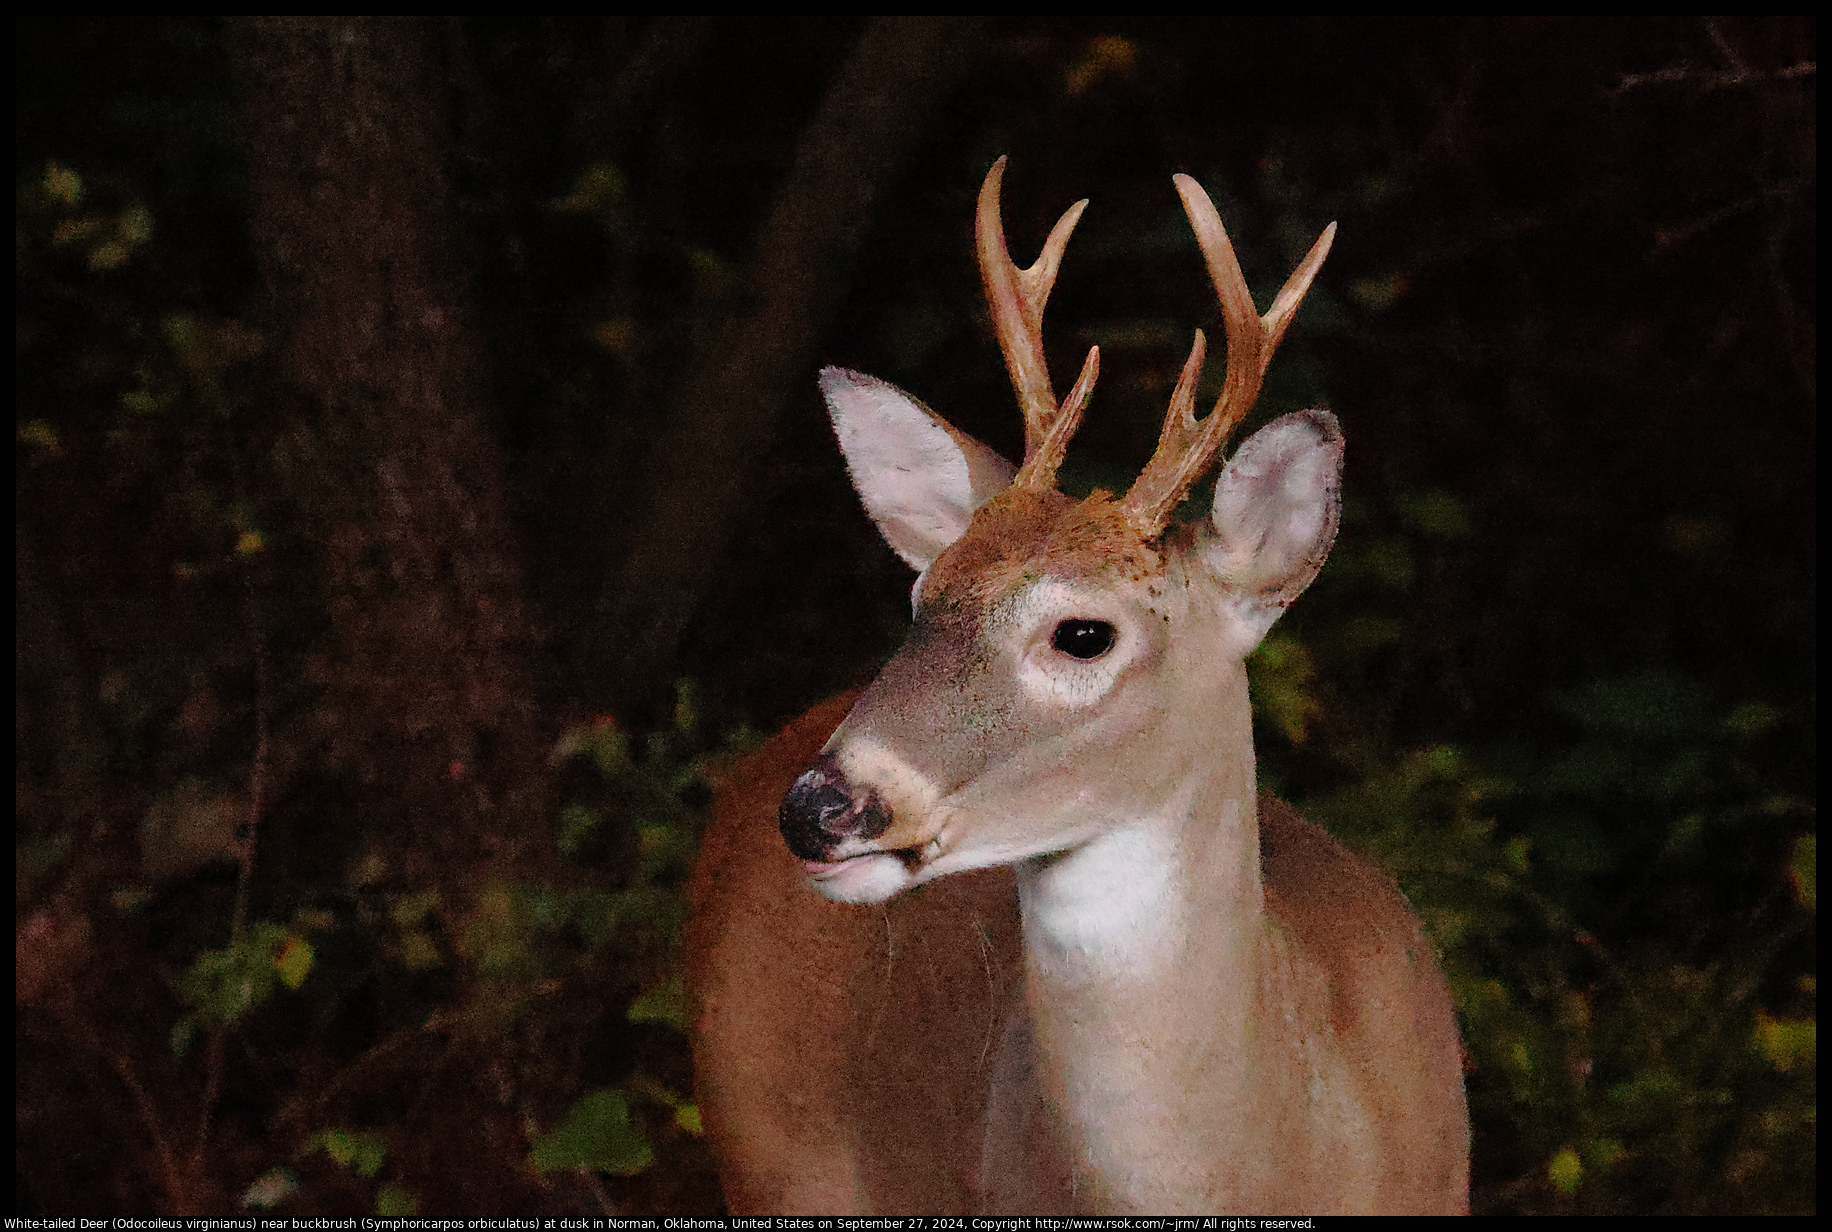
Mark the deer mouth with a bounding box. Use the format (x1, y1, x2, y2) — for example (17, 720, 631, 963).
(781, 747, 953, 903)
(798, 848, 927, 905)
(801, 838, 933, 879)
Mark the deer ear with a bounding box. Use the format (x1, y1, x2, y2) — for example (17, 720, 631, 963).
(821, 367, 1015, 571)
(1201, 409, 1343, 637)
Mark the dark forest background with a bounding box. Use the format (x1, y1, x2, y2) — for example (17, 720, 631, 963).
(15, 17, 1814, 1216)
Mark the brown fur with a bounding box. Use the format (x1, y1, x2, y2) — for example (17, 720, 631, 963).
(688, 692, 1021, 1213)
(920, 488, 1164, 617)
(688, 696, 1469, 1213)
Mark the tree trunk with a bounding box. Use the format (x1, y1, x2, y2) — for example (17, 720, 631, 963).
(230, 16, 545, 882)
(589, 16, 984, 717)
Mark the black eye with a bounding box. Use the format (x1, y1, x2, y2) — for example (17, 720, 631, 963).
(1051, 619, 1116, 660)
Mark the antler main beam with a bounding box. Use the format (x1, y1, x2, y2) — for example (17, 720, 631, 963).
(1121, 176, 1336, 536)
(976, 157, 1100, 491)
(975, 160, 1333, 522)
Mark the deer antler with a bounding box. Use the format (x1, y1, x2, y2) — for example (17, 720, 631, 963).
(1121, 175, 1336, 536)
(976, 157, 1101, 491)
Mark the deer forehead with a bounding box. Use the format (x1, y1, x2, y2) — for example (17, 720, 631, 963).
(917, 487, 1171, 623)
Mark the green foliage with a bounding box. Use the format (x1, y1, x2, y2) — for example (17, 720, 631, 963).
(23, 161, 156, 271)
(627, 974, 689, 1033)
(374, 1184, 419, 1216)
(1280, 660, 1814, 1210)
(529, 1089, 654, 1178)
(240, 1167, 298, 1209)
(303, 1126, 419, 1214)
(310, 1128, 388, 1179)
(152, 695, 726, 1208)
(390, 889, 444, 970)
(1248, 634, 1321, 745)
(1548, 1145, 1584, 1195)
(1253, 452, 1813, 1211)
(1391, 488, 1472, 540)
(1787, 835, 1814, 912)
(178, 921, 306, 1029)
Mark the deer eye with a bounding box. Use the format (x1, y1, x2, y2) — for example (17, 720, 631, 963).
(1051, 619, 1116, 660)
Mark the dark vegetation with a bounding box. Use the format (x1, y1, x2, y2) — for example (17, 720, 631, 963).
(15, 17, 1814, 1215)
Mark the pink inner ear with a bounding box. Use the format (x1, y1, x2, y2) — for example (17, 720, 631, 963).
(821, 367, 1014, 572)
(1208, 410, 1343, 604)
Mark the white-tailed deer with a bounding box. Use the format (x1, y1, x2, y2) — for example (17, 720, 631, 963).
(687, 158, 1469, 1214)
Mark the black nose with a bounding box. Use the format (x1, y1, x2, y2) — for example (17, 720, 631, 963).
(779, 753, 892, 862)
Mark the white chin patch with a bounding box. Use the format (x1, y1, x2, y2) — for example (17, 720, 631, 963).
(802, 853, 915, 905)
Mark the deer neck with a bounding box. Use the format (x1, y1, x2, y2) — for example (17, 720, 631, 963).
(1008, 670, 1274, 1210)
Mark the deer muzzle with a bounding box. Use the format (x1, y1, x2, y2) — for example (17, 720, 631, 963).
(778, 754, 893, 862)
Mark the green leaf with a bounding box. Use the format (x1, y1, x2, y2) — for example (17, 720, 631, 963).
(557, 804, 601, 854)
(43, 161, 84, 207)
(1548, 1145, 1583, 1195)
(1392, 488, 1471, 539)
(610, 884, 687, 938)
(1722, 700, 1781, 741)
(462, 885, 530, 976)
(628, 975, 689, 1033)
(1337, 537, 1414, 590)
(291, 906, 336, 933)
(179, 921, 291, 1027)
(390, 889, 440, 929)
(375, 1184, 418, 1216)
(529, 1090, 654, 1177)
(399, 931, 441, 971)
(274, 935, 314, 990)
(1503, 835, 1532, 874)
(240, 1167, 297, 1209)
(554, 162, 626, 215)
(118, 204, 152, 246)
(1249, 633, 1320, 744)
(311, 1128, 388, 1179)
(674, 678, 700, 736)
(588, 724, 631, 778)
(19, 418, 63, 451)
(1551, 671, 1708, 741)
(1347, 273, 1407, 313)
(1335, 614, 1405, 658)
(1606, 1070, 1681, 1108)
(1754, 1012, 1815, 1073)
(1788, 834, 1815, 912)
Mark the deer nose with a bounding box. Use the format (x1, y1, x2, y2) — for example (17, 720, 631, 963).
(779, 753, 893, 861)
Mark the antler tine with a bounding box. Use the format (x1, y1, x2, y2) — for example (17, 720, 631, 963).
(976, 156, 1099, 489)
(1123, 175, 1336, 536)
(1263, 220, 1337, 355)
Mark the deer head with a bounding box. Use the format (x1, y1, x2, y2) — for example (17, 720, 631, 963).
(781, 157, 1340, 907)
